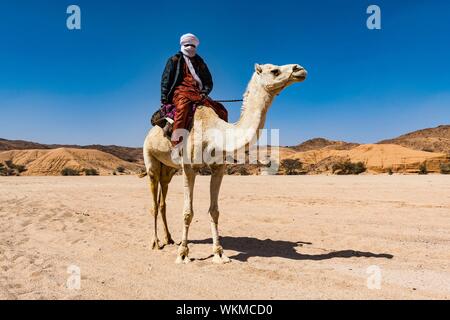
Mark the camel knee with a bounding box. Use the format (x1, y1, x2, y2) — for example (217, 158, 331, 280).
(150, 207, 158, 217)
(183, 210, 194, 225)
(148, 167, 161, 182)
(209, 207, 220, 223)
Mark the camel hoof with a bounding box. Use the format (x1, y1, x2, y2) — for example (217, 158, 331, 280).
(175, 256, 184, 264)
(175, 255, 191, 264)
(163, 236, 175, 246)
(150, 238, 162, 250)
(175, 245, 190, 264)
(221, 254, 231, 263)
(212, 254, 231, 264)
(183, 257, 192, 264)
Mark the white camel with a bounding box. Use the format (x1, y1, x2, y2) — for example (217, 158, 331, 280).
(143, 63, 307, 264)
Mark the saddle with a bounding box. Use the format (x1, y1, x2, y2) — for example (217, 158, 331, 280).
(151, 103, 198, 137)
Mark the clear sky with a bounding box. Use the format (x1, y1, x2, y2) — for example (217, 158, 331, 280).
(1, 0, 449, 147)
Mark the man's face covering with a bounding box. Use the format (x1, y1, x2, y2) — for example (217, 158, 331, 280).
(181, 44, 197, 58)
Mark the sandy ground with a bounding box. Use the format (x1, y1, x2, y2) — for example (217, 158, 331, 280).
(0, 175, 449, 300)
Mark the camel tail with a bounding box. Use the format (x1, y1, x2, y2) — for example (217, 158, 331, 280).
(138, 171, 148, 178)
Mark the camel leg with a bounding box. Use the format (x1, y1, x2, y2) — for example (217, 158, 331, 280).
(159, 165, 176, 246)
(146, 156, 162, 250)
(175, 164, 196, 264)
(209, 164, 231, 264)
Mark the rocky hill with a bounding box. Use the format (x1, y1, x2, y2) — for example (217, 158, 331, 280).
(1, 124, 449, 175)
(0, 138, 49, 151)
(292, 137, 359, 152)
(378, 125, 450, 154)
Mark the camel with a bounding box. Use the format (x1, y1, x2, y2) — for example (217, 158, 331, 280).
(142, 63, 307, 264)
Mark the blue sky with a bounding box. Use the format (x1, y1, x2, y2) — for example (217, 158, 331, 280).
(0, 0, 449, 147)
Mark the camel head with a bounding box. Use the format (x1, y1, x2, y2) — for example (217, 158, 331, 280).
(254, 63, 307, 95)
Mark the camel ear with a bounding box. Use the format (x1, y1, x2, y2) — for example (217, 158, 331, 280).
(255, 64, 263, 74)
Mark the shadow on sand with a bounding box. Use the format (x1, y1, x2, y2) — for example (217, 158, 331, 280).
(191, 236, 394, 262)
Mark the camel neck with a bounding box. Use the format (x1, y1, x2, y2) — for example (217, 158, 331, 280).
(238, 75, 274, 129)
(221, 74, 275, 152)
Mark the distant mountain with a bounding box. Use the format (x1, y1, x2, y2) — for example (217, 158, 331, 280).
(0, 139, 143, 164)
(1, 124, 449, 176)
(292, 137, 359, 152)
(0, 138, 49, 151)
(378, 125, 450, 154)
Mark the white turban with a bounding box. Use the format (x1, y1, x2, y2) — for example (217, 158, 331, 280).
(180, 33, 200, 47)
(179, 33, 203, 89)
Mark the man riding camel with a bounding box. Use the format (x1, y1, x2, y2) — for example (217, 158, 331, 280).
(160, 33, 228, 147)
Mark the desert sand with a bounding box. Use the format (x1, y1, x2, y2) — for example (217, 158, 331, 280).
(0, 175, 449, 300)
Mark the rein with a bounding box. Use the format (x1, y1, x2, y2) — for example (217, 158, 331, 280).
(214, 69, 295, 102)
(215, 99, 243, 103)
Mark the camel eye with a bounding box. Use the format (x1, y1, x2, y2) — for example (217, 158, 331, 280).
(271, 69, 281, 77)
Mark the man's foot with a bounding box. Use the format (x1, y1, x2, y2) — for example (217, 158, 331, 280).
(163, 123, 172, 138)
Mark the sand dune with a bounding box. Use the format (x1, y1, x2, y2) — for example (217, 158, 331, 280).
(1, 124, 448, 176)
(1, 143, 447, 176)
(282, 144, 447, 173)
(1, 140, 449, 176)
(0, 148, 143, 176)
(0, 138, 144, 164)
